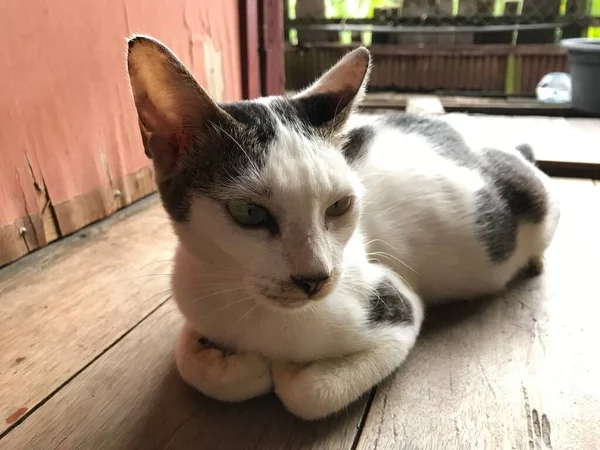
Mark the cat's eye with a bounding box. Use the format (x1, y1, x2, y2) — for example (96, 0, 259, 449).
(326, 196, 353, 217)
(226, 201, 270, 226)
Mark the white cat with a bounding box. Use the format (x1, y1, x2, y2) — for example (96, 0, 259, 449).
(126, 36, 560, 420)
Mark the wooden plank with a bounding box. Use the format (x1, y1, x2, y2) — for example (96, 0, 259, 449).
(440, 115, 600, 177)
(260, 0, 286, 95)
(456, 116, 600, 165)
(0, 302, 369, 449)
(0, 196, 175, 436)
(239, 0, 262, 99)
(361, 92, 573, 113)
(356, 178, 600, 450)
(406, 96, 446, 115)
(0, 166, 157, 268)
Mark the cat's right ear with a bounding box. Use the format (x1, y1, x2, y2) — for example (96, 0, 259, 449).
(126, 35, 229, 177)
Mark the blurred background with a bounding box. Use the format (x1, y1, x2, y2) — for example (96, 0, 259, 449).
(284, 0, 599, 96)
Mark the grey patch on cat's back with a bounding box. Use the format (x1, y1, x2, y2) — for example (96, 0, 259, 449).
(342, 126, 375, 164)
(482, 148, 547, 222)
(475, 148, 548, 263)
(383, 113, 479, 168)
(367, 278, 413, 325)
(474, 190, 518, 263)
(159, 101, 277, 222)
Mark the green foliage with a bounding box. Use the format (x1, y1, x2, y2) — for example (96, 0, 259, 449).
(325, 0, 398, 18)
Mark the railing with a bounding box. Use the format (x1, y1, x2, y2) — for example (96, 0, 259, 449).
(284, 0, 597, 96)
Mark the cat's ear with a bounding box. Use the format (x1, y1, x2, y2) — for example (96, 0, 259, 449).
(126, 35, 231, 177)
(293, 47, 371, 135)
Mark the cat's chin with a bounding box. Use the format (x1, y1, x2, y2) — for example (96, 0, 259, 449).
(252, 291, 330, 313)
(260, 297, 312, 312)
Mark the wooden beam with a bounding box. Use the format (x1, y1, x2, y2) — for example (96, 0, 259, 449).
(259, 0, 285, 96)
(239, 0, 262, 99)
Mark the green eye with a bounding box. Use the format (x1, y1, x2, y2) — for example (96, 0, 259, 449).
(226, 201, 269, 226)
(326, 196, 353, 217)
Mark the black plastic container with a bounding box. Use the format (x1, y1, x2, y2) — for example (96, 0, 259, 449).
(561, 38, 600, 116)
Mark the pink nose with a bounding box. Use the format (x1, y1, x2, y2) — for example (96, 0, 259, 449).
(291, 275, 329, 297)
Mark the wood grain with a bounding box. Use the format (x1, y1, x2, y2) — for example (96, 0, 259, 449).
(441, 114, 600, 178)
(0, 196, 175, 435)
(356, 178, 600, 450)
(0, 302, 368, 450)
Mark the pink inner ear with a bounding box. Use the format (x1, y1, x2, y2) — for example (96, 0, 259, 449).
(136, 93, 178, 137)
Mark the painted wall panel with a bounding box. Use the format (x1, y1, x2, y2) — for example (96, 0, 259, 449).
(0, 0, 241, 265)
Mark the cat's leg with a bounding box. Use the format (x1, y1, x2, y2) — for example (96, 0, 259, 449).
(272, 272, 424, 420)
(175, 321, 273, 402)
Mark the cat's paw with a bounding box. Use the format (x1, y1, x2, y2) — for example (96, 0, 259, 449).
(175, 322, 272, 402)
(272, 360, 356, 421)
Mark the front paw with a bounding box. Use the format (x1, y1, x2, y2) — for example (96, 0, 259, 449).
(272, 360, 356, 421)
(175, 322, 272, 402)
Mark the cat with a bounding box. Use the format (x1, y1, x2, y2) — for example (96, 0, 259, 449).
(126, 35, 560, 420)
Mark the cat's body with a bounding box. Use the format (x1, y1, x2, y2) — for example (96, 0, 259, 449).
(126, 37, 559, 420)
(347, 112, 559, 302)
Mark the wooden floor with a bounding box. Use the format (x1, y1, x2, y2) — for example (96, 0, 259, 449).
(1, 153, 600, 448)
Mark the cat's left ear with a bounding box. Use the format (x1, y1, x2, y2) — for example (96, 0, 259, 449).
(293, 47, 371, 136)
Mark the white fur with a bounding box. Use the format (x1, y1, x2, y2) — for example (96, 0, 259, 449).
(127, 37, 559, 420)
(350, 113, 561, 302)
(172, 111, 559, 420)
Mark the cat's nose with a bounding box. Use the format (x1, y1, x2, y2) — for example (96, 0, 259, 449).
(291, 275, 330, 297)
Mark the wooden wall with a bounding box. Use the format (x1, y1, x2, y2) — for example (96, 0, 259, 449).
(0, 0, 242, 266)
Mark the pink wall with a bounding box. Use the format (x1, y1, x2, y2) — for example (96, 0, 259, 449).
(0, 0, 241, 265)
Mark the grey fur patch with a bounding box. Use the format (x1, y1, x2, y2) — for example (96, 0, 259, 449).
(475, 148, 548, 262)
(367, 278, 414, 325)
(270, 89, 357, 138)
(474, 189, 519, 263)
(157, 101, 277, 222)
(342, 126, 375, 164)
(384, 113, 478, 168)
(377, 113, 548, 264)
(481, 148, 547, 222)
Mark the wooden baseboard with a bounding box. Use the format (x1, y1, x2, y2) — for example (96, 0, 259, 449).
(0, 166, 156, 268)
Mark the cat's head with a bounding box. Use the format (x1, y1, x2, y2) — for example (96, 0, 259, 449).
(126, 35, 371, 310)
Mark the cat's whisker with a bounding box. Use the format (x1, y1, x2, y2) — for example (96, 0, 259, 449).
(379, 280, 413, 313)
(127, 273, 173, 279)
(365, 239, 419, 275)
(366, 252, 419, 279)
(178, 281, 245, 290)
(190, 286, 247, 303)
(134, 259, 174, 272)
(235, 303, 259, 324)
(141, 288, 173, 305)
(203, 295, 256, 316)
